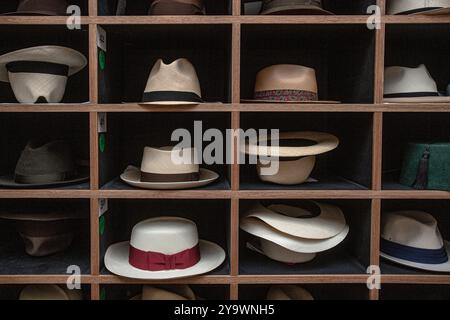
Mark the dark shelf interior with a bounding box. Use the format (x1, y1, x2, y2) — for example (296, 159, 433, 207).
(382, 113, 450, 190)
(241, 24, 375, 103)
(240, 112, 373, 190)
(0, 199, 90, 275)
(380, 284, 450, 300)
(99, 112, 231, 189)
(0, 26, 89, 104)
(0, 284, 91, 300)
(98, 24, 231, 104)
(239, 199, 371, 275)
(0, 113, 90, 190)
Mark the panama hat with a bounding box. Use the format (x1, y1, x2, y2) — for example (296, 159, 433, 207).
(1, 0, 69, 16)
(0, 140, 89, 188)
(241, 201, 349, 263)
(381, 211, 450, 272)
(131, 285, 196, 300)
(384, 65, 450, 103)
(244, 131, 339, 185)
(247, 238, 317, 264)
(260, 0, 332, 15)
(387, 0, 450, 15)
(0, 46, 87, 103)
(19, 285, 83, 300)
(266, 285, 314, 300)
(105, 217, 226, 279)
(120, 146, 219, 190)
(141, 58, 203, 105)
(243, 64, 337, 103)
(0, 209, 82, 256)
(149, 0, 206, 15)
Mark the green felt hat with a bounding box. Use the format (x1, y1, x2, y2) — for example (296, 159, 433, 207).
(400, 142, 450, 191)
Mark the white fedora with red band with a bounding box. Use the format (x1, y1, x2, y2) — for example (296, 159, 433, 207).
(104, 217, 226, 279)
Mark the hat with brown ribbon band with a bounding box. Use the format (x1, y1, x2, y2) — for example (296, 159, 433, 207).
(242, 64, 337, 104)
(120, 146, 219, 190)
(0, 210, 82, 257)
(149, 0, 205, 15)
(260, 0, 333, 15)
(1, 0, 69, 16)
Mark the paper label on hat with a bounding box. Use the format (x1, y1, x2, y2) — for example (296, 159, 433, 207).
(97, 26, 107, 52)
(98, 112, 107, 133)
(99, 198, 108, 217)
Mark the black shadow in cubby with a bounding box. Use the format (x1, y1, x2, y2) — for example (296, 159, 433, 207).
(241, 0, 376, 15)
(0, 26, 89, 104)
(382, 113, 450, 190)
(99, 199, 230, 275)
(0, 199, 90, 275)
(240, 112, 372, 190)
(380, 284, 450, 300)
(0, 113, 90, 189)
(99, 113, 231, 190)
(239, 199, 371, 275)
(0, 284, 91, 300)
(239, 284, 369, 300)
(0, 0, 89, 15)
(241, 25, 375, 103)
(380, 200, 450, 275)
(385, 24, 450, 95)
(101, 284, 229, 300)
(98, 25, 231, 104)
(99, 0, 231, 15)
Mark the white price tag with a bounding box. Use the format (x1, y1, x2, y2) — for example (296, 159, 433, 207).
(97, 26, 107, 52)
(98, 112, 107, 133)
(99, 198, 108, 217)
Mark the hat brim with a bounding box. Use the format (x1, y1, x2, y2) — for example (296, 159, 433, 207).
(120, 166, 219, 190)
(245, 202, 347, 240)
(260, 5, 333, 15)
(241, 99, 339, 104)
(0, 210, 82, 221)
(104, 239, 226, 280)
(0, 46, 87, 83)
(381, 241, 450, 273)
(240, 217, 349, 253)
(244, 131, 339, 158)
(394, 7, 450, 15)
(0, 173, 88, 189)
(139, 101, 201, 106)
(384, 96, 450, 103)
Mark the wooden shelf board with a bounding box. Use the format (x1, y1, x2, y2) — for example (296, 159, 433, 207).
(235, 274, 369, 284)
(93, 103, 232, 112)
(0, 104, 91, 113)
(0, 189, 92, 199)
(0, 16, 90, 25)
(381, 275, 450, 284)
(384, 15, 450, 24)
(98, 275, 232, 284)
(238, 190, 374, 199)
(0, 275, 95, 284)
(377, 190, 450, 199)
(97, 190, 232, 199)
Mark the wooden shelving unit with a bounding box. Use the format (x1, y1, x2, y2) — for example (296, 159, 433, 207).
(0, 0, 449, 301)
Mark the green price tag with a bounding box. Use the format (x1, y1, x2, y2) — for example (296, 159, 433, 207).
(99, 50, 106, 70)
(99, 215, 105, 236)
(100, 288, 106, 300)
(99, 133, 106, 153)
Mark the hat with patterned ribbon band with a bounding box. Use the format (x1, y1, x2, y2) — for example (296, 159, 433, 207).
(1, 0, 69, 16)
(381, 211, 450, 272)
(260, 0, 333, 15)
(140, 58, 203, 105)
(148, 0, 205, 15)
(242, 64, 338, 104)
(387, 0, 450, 15)
(104, 217, 226, 279)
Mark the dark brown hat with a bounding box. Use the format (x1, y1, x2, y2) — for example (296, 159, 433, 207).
(149, 0, 205, 15)
(0, 139, 89, 188)
(0, 210, 82, 257)
(1, 0, 69, 16)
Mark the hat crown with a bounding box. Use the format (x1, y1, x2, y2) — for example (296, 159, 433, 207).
(19, 285, 82, 300)
(259, 238, 316, 263)
(144, 58, 201, 96)
(17, 0, 69, 15)
(384, 64, 438, 95)
(141, 146, 199, 175)
(254, 64, 318, 93)
(382, 211, 444, 250)
(141, 285, 195, 300)
(130, 217, 199, 254)
(387, 0, 450, 15)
